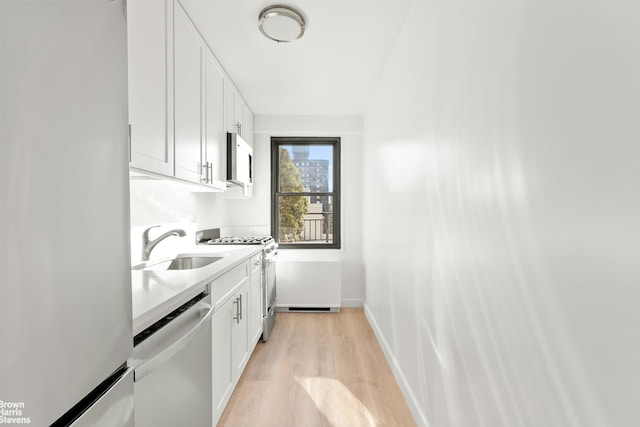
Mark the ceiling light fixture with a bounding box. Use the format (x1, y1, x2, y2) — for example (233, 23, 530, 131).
(258, 5, 306, 43)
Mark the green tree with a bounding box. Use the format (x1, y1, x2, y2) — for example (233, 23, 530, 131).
(278, 148, 308, 241)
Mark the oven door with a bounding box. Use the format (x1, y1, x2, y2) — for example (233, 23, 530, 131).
(266, 252, 277, 309)
(262, 249, 277, 341)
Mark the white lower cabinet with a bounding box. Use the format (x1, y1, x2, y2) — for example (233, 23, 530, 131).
(211, 298, 234, 423)
(211, 256, 262, 424)
(232, 282, 250, 380)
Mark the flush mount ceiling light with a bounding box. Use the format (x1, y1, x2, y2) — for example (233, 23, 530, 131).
(258, 5, 306, 43)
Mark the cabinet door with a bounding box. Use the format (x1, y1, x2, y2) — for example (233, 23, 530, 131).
(212, 300, 234, 424)
(243, 104, 253, 147)
(249, 255, 263, 346)
(234, 94, 244, 138)
(127, 0, 174, 175)
(232, 283, 250, 381)
(204, 52, 227, 189)
(174, 3, 204, 183)
(225, 80, 246, 137)
(224, 79, 236, 134)
(223, 79, 252, 145)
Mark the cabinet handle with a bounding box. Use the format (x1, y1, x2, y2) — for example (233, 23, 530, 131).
(238, 294, 242, 320)
(233, 296, 240, 324)
(208, 162, 213, 184)
(200, 162, 206, 184)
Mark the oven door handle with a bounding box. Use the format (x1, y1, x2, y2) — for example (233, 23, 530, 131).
(133, 301, 214, 382)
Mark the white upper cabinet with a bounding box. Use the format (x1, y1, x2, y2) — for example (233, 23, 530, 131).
(243, 106, 253, 148)
(174, 2, 205, 184)
(204, 52, 227, 187)
(127, 0, 174, 176)
(174, 1, 227, 190)
(127, 0, 251, 191)
(224, 80, 238, 136)
(234, 93, 245, 139)
(224, 80, 253, 148)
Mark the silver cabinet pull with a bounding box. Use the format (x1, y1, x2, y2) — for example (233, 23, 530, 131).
(200, 162, 207, 184)
(208, 162, 213, 184)
(233, 296, 240, 324)
(238, 294, 242, 320)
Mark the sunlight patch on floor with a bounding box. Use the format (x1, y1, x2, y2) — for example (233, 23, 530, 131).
(294, 376, 378, 427)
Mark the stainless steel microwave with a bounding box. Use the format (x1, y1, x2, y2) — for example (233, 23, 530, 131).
(227, 132, 253, 190)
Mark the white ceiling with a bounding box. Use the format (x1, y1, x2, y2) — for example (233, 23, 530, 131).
(179, 0, 413, 116)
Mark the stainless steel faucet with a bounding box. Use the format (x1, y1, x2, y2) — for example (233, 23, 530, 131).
(142, 225, 187, 261)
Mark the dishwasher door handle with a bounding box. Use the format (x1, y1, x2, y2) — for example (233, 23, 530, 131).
(134, 301, 214, 382)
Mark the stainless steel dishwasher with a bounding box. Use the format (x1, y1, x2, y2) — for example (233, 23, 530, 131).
(132, 292, 213, 427)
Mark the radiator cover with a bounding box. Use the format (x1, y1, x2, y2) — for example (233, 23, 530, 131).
(275, 260, 341, 310)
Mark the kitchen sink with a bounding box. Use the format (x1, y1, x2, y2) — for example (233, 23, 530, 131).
(132, 255, 223, 271)
(166, 256, 222, 270)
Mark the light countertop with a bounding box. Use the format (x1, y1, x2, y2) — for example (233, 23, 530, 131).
(131, 244, 263, 335)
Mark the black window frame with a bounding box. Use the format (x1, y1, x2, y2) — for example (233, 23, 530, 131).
(271, 137, 341, 249)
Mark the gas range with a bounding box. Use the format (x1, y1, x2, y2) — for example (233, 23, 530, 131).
(205, 236, 274, 246)
(196, 229, 278, 342)
(196, 229, 274, 247)
(197, 229, 277, 253)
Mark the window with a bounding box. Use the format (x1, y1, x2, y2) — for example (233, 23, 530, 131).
(271, 137, 340, 249)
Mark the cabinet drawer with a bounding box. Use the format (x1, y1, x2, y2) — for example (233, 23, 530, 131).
(210, 261, 249, 310)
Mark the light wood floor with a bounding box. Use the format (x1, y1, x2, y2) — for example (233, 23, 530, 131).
(217, 308, 416, 427)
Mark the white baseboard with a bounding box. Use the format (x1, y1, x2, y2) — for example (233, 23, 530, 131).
(341, 298, 364, 308)
(363, 303, 430, 427)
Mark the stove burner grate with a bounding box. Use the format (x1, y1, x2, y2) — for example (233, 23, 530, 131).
(206, 236, 274, 245)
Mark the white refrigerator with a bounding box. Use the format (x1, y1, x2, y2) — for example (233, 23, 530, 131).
(0, 1, 134, 425)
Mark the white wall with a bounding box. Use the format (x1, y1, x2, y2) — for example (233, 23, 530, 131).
(129, 178, 225, 262)
(363, 1, 640, 426)
(240, 115, 365, 307)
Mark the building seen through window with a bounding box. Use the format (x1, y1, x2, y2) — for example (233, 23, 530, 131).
(271, 137, 340, 249)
